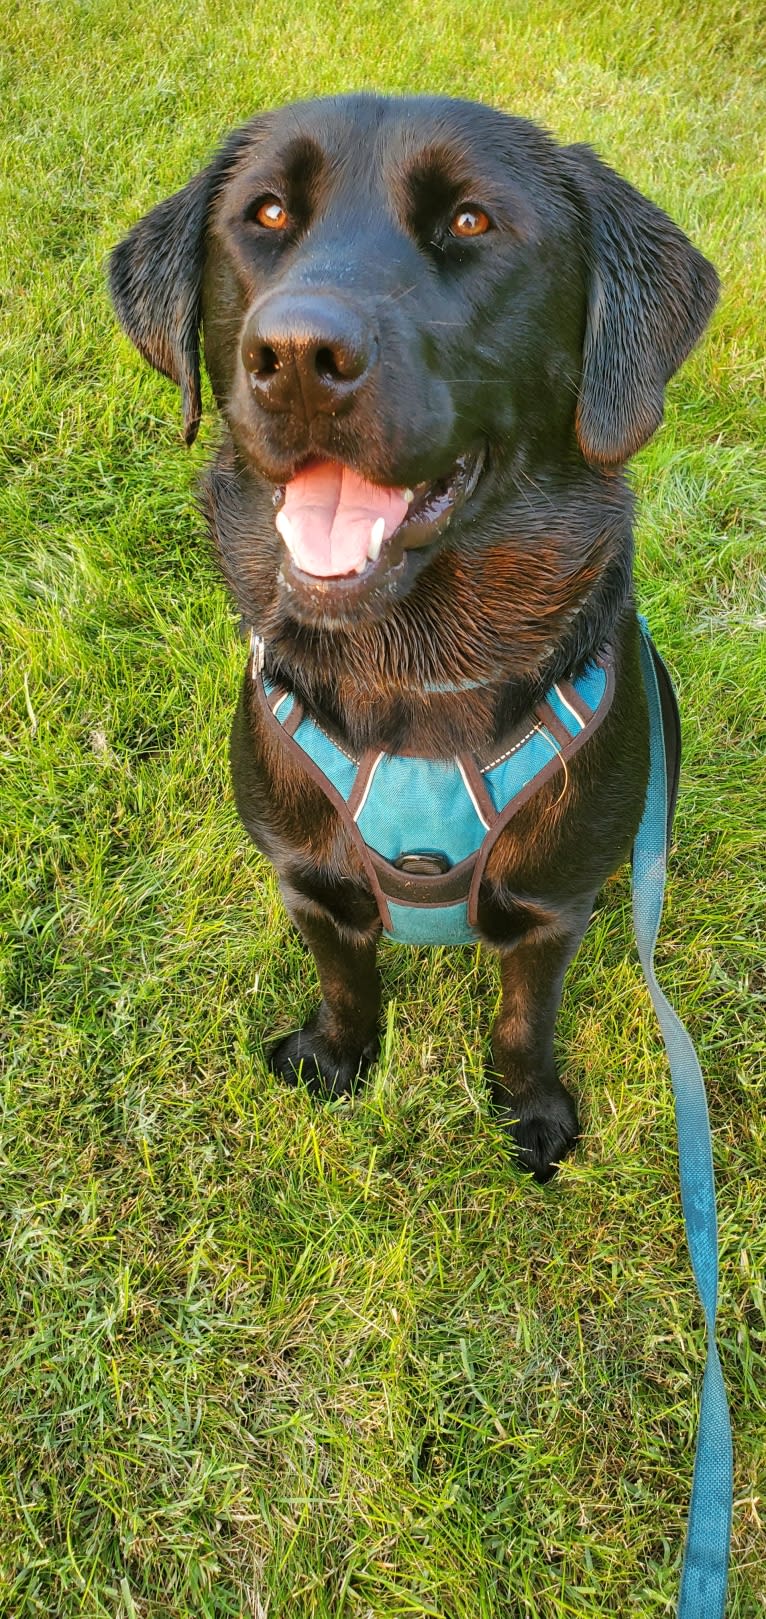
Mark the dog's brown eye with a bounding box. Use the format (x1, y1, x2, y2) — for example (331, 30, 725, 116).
(254, 197, 289, 230)
(449, 206, 491, 238)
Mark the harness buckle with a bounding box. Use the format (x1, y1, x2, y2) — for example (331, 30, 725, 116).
(249, 630, 266, 675)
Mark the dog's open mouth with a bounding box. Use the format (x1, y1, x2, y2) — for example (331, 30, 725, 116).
(273, 448, 485, 605)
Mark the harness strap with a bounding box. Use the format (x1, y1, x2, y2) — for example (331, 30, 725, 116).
(634, 626, 732, 1618)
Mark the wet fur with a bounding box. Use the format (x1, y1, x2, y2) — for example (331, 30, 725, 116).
(110, 94, 718, 1181)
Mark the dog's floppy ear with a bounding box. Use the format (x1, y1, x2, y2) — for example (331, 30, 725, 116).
(566, 144, 719, 467)
(109, 128, 254, 444)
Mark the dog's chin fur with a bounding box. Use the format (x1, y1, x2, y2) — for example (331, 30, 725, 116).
(110, 92, 717, 1179)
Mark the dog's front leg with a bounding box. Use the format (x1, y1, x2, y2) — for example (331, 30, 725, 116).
(490, 908, 592, 1182)
(268, 900, 382, 1097)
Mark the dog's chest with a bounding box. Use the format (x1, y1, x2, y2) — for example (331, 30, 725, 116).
(254, 639, 613, 945)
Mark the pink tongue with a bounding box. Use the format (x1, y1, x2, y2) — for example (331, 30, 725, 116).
(278, 461, 410, 577)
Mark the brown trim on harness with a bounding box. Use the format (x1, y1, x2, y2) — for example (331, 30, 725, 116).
(281, 700, 304, 739)
(534, 702, 572, 752)
(346, 750, 380, 819)
(369, 848, 476, 907)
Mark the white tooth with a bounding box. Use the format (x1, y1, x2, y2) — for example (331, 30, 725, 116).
(368, 517, 385, 562)
(402, 488, 414, 503)
(354, 558, 367, 574)
(275, 510, 296, 554)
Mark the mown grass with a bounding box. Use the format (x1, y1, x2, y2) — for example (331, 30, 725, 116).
(1, 1, 764, 1615)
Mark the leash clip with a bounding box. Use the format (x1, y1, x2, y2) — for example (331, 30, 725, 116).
(249, 630, 266, 676)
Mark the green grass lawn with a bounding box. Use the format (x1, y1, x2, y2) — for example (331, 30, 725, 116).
(1, 2, 764, 1614)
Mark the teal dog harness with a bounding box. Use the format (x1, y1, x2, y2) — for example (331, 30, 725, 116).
(252, 639, 614, 945)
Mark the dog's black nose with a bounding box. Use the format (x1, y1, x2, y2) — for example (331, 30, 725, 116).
(241, 293, 378, 417)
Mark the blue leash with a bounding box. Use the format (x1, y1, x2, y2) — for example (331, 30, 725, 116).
(634, 624, 732, 1617)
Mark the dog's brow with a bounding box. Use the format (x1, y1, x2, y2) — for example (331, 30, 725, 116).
(401, 141, 475, 195)
(279, 133, 325, 191)
(391, 138, 537, 239)
(235, 132, 325, 211)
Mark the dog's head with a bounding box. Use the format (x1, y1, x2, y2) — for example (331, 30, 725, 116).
(110, 94, 717, 632)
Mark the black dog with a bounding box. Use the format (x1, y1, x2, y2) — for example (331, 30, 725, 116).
(110, 94, 718, 1181)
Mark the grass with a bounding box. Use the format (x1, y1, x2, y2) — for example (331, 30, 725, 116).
(1, 1, 765, 1614)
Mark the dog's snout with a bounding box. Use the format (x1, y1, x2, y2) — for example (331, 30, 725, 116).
(241, 293, 378, 417)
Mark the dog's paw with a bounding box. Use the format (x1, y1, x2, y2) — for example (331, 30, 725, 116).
(492, 1079, 579, 1184)
(268, 1021, 377, 1099)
